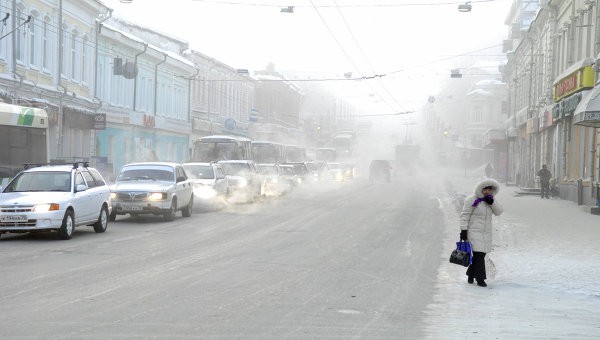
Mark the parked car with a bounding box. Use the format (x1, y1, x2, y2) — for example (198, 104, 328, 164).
(369, 160, 392, 183)
(109, 162, 193, 221)
(182, 162, 228, 208)
(0, 162, 111, 240)
(218, 160, 263, 202)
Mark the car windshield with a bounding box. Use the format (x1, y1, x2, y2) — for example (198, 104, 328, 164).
(117, 169, 174, 182)
(220, 163, 250, 176)
(258, 165, 278, 175)
(183, 164, 215, 179)
(3, 171, 71, 192)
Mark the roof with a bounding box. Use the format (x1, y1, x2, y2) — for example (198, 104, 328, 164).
(122, 162, 180, 168)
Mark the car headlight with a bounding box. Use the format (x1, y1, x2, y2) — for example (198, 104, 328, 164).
(110, 192, 117, 200)
(148, 192, 167, 201)
(33, 203, 60, 212)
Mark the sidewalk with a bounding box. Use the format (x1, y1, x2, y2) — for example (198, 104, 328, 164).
(423, 173, 600, 339)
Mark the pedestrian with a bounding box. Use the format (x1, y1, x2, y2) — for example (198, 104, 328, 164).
(537, 164, 552, 199)
(485, 163, 493, 177)
(459, 178, 504, 287)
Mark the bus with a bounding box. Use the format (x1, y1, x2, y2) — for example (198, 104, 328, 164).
(251, 141, 285, 164)
(332, 131, 356, 158)
(284, 145, 307, 163)
(315, 147, 337, 162)
(190, 135, 252, 162)
(0, 103, 49, 186)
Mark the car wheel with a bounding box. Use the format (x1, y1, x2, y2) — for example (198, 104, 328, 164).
(182, 196, 193, 217)
(163, 199, 176, 222)
(57, 210, 74, 240)
(93, 206, 108, 233)
(109, 210, 117, 222)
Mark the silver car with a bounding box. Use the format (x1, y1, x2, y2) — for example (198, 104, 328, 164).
(109, 162, 194, 221)
(0, 163, 112, 240)
(182, 162, 229, 208)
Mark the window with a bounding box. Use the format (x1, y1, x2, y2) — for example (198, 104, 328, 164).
(71, 30, 79, 81)
(81, 35, 89, 84)
(81, 171, 97, 188)
(16, 8, 25, 63)
(472, 106, 483, 122)
(61, 24, 69, 77)
(29, 13, 37, 68)
(75, 172, 85, 188)
(90, 169, 106, 186)
(42, 17, 51, 70)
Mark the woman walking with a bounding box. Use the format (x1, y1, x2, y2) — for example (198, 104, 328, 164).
(459, 178, 504, 287)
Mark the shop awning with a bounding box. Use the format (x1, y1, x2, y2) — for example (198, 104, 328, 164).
(573, 86, 600, 128)
(0, 102, 48, 128)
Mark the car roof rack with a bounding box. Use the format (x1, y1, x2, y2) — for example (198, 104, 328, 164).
(22, 161, 90, 170)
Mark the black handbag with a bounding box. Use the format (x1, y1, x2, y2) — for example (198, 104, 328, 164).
(449, 241, 472, 267)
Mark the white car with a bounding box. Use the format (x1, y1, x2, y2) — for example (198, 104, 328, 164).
(109, 162, 194, 221)
(218, 160, 264, 202)
(0, 163, 112, 240)
(182, 162, 228, 208)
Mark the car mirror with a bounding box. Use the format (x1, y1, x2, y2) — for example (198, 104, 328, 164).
(76, 184, 88, 192)
(177, 176, 186, 183)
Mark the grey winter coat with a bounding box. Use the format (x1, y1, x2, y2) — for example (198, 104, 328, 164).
(459, 178, 504, 253)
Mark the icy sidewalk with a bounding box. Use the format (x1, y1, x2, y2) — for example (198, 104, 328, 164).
(422, 175, 600, 339)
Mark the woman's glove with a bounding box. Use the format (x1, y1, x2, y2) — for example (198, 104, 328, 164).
(460, 230, 468, 241)
(483, 195, 494, 205)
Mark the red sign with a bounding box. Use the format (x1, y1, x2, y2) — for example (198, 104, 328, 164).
(555, 74, 578, 98)
(143, 114, 155, 128)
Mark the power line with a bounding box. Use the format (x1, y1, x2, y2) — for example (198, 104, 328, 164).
(191, 0, 500, 8)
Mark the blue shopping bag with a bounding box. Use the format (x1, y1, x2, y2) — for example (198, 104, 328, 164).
(456, 241, 472, 265)
(449, 241, 472, 267)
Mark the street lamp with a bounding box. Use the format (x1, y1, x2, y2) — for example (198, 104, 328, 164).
(458, 2, 472, 12)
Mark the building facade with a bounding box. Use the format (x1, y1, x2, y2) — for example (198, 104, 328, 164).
(504, 0, 600, 206)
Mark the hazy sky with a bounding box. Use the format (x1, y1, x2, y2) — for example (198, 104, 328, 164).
(101, 0, 511, 116)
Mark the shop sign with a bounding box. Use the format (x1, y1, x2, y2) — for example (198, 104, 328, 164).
(143, 114, 155, 128)
(561, 92, 582, 117)
(526, 117, 539, 134)
(553, 66, 594, 102)
(93, 114, 106, 130)
(539, 106, 553, 130)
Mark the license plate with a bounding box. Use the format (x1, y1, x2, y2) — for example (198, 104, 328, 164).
(0, 215, 28, 222)
(121, 204, 143, 211)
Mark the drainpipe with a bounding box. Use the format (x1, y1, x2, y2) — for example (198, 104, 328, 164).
(132, 43, 148, 111)
(187, 67, 199, 160)
(153, 53, 168, 152)
(56, 0, 68, 158)
(153, 53, 167, 117)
